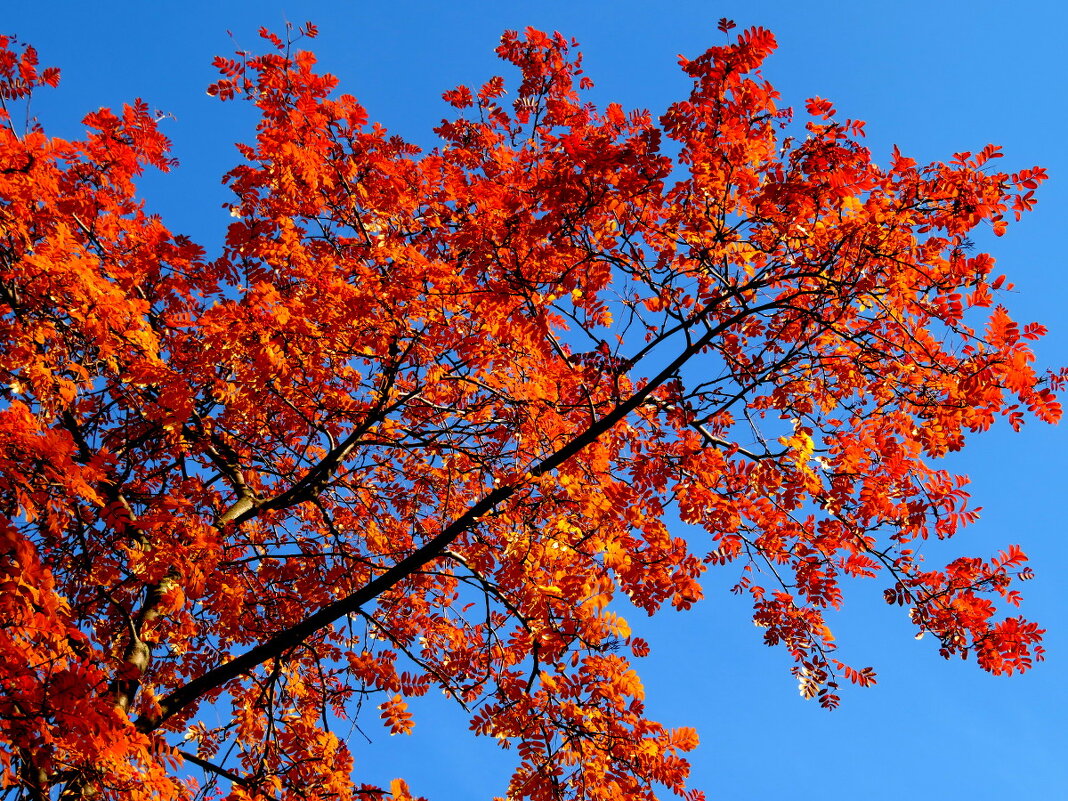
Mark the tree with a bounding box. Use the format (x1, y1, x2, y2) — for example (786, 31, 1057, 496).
(0, 19, 1061, 801)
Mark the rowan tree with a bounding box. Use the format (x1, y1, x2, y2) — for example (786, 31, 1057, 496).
(0, 20, 1061, 801)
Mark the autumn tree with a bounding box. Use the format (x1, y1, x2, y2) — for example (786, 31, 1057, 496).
(0, 20, 1061, 801)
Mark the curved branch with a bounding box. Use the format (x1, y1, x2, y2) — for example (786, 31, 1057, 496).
(135, 298, 776, 734)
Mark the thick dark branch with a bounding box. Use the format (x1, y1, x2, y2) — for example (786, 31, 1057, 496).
(136, 299, 770, 734)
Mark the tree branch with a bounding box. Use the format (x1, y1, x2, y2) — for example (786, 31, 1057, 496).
(177, 750, 250, 788)
(135, 299, 767, 734)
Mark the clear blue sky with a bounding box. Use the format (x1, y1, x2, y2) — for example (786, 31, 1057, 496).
(7, 2, 1066, 798)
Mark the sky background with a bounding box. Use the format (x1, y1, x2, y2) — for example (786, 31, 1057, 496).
(6, 2, 1067, 799)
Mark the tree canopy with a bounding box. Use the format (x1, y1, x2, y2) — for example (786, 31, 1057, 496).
(0, 21, 1061, 801)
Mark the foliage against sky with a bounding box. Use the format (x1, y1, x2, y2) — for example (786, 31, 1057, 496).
(0, 11, 1064, 801)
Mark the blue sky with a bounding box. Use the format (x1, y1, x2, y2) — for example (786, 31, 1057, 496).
(6, 2, 1067, 798)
